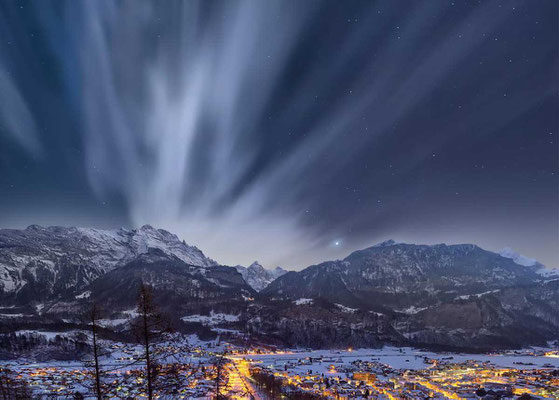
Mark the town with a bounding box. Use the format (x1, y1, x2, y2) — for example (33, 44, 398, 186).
(1, 336, 558, 399)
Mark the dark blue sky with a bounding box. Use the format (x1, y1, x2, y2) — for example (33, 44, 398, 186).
(0, 0, 557, 268)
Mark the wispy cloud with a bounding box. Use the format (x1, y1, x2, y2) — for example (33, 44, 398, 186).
(0, 67, 42, 156)
(55, 0, 530, 267)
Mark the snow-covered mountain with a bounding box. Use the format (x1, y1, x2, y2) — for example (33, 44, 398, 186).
(0, 225, 216, 304)
(263, 241, 546, 307)
(262, 240, 558, 349)
(1, 228, 556, 350)
(234, 261, 287, 291)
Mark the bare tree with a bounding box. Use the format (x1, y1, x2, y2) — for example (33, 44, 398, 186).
(88, 303, 103, 400)
(131, 284, 171, 400)
(79, 302, 111, 399)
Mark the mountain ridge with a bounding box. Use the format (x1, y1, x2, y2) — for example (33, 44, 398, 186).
(0, 226, 557, 350)
(0, 224, 216, 304)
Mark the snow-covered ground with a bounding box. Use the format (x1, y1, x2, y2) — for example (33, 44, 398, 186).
(0, 313, 26, 318)
(293, 298, 313, 305)
(237, 346, 559, 373)
(7, 329, 92, 341)
(455, 289, 500, 300)
(334, 303, 357, 313)
(181, 311, 240, 325)
(396, 306, 428, 314)
(2, 331, 557, 399)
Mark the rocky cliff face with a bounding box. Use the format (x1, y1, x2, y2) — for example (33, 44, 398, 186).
(245, 298, 403, 349)
(395, 280, 559, 349)
(82, 249, 253, 313)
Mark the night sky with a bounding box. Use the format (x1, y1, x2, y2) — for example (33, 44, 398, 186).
(0, 0, 557, 269)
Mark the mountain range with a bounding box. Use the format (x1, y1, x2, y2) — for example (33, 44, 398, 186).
(0, 225, 557, 351)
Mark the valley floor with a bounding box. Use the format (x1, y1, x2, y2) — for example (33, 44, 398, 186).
(1, 333, 558, 399)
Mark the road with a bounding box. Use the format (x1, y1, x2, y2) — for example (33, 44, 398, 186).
(227, 357, 263, 400)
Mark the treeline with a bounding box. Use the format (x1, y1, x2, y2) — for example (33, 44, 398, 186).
(0, 332, 89, 361)
(0, 320, 133, 343)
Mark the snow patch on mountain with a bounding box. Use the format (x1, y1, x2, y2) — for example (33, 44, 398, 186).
(536, 267, 559, 279)
(456, 289, 500, 300)
(335, 303, 357, 313)
(181, 311, 240, 326)
(294, 298, 313, 305)
(397, 306, 428, 315)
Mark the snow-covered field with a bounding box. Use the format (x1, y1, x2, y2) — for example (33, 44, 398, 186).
(237, 346, 559, 373)
(181, 311, 240, 325)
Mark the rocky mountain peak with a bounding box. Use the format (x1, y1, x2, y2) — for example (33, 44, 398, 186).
(234, 261, 288, 292)
(26, 224, 43, 231)
(373, 239, 399, 247)
(248, 261, 265, 271)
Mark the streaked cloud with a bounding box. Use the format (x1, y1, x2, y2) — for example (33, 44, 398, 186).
(0, 0, 556, 269)
(0, 67, 42, 156)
